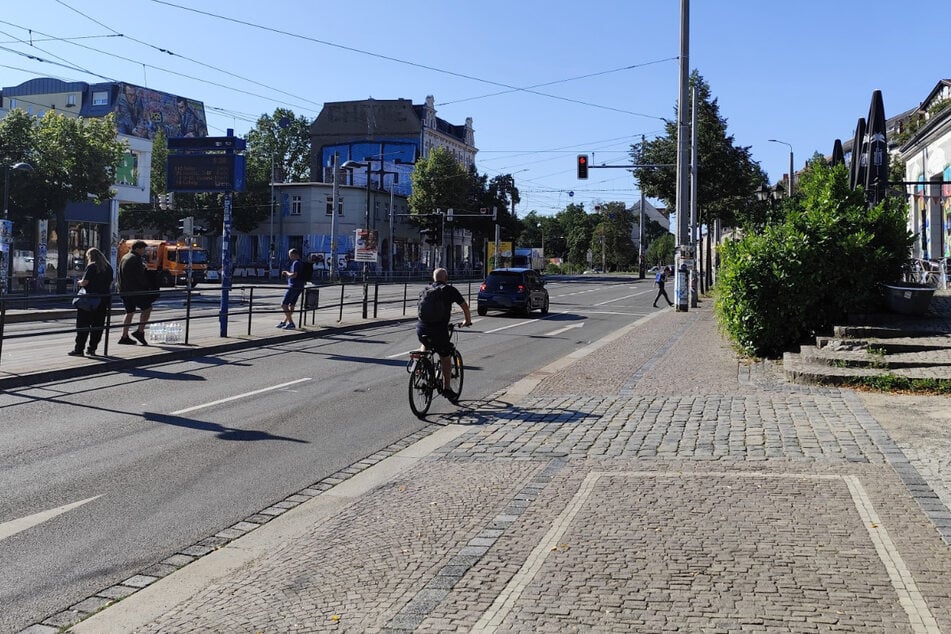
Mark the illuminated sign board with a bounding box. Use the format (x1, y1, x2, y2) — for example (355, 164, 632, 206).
(167, 154, 245, 192)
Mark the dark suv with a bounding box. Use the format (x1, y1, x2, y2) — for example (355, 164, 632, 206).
(477, 268, 549, 316)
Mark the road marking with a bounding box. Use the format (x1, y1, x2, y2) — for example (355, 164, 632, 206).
(170, 378, 312, 415)
(0, 495, 103, 542)
(478, 471, 938, 633)
(594, 289, 652, 305)
(545, 323, 584, 336)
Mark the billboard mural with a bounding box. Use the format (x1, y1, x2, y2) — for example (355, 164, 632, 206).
(114, 82, 208, 140)
(321, 140, 416, 197)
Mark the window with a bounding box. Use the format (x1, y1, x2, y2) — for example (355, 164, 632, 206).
(92, 91, 108, 106)
(325, 196, 343, 216)
(66, 94, 77, 107)
(374, 200, 381, 220)
(290, 195, 302, 216)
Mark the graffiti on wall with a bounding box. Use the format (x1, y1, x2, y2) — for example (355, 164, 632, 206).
(114, 82, 208, 140)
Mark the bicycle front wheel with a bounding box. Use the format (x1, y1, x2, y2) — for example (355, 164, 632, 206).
(447, 349, 464, 401)
(408, 356, 434, 418)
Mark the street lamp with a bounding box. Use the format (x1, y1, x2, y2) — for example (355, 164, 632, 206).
(3, 161, 34, 295)
(341, 159, 371, 318)
(768, 139, 794, 197)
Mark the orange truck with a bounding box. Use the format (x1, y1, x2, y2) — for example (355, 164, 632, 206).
(117, 239, 209, 287)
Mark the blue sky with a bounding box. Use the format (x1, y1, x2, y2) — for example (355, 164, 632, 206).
(2, 1, 947, 218)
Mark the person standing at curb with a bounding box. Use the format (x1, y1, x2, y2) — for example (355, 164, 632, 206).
(69, 248, 113, 357)
(653, 265, 673, 308)
(117, 240, 155, 345)
(277, 248, 304, 330)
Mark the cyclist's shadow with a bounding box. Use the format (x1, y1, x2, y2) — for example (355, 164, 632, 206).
(433, 396, 593, 427)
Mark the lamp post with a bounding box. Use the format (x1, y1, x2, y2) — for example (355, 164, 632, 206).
(768, 139, 794, 197)
(328, 153, 339, 281)
(3, 161, 34, 295)
(341, 159, 371, 318)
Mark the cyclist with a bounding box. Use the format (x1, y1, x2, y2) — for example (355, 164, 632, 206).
(416, 267, 472, 398)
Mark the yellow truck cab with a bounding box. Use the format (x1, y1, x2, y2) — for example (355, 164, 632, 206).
(117, 239, 208, 287)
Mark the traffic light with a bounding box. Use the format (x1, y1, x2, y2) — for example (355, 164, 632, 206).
(577, 154, 589, 179)
(178, 216, 194, 236)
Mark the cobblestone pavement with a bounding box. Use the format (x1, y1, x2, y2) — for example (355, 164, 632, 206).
(70, 303, 951, 633)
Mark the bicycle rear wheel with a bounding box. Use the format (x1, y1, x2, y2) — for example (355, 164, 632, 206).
(408, 356, 434, 418)
(447, 349, 464, 402)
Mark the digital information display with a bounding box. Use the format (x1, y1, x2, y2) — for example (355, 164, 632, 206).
(167, 154, 245, 192)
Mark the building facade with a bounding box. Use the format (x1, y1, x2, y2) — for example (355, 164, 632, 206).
(898, 80, 951, 260)
(1, 78, 207, 280)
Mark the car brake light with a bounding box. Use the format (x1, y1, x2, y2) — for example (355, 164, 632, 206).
(480, 283, 487, 291)
(516, 284, 526, 293)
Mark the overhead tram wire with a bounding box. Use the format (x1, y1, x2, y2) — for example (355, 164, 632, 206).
(150, 0, 665, 120)
(437, 56, 677, 113)
(50, 0, 323, 111)
(0, 19, 321, 114)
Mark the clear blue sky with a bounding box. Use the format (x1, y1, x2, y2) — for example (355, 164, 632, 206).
(2, 1, 947, 218)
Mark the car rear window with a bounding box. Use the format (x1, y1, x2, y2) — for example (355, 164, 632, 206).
(485, 271, 523, 290)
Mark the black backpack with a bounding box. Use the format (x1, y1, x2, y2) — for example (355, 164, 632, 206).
(299, 260, 314, 283)
(418, 283, 449, 323)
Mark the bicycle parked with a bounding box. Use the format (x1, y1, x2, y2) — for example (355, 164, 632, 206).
(407, 322, 465, 418)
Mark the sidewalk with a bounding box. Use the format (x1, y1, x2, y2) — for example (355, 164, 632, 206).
(31, 299, 951, 633)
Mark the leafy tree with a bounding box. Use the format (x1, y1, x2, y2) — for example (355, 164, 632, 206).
(555, 203, 595, 271)
(0, 110, 126, 289)
(589, 202, 637, 271)
(646, 232, 675, 266)
(408, 146, 469, 257)
(631, 71, 766, 232)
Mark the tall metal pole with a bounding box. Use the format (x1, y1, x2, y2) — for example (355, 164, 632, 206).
(220, 130, 236, 336)
(269, 154, 275, 275)
(388, 184, 394, 280)
(329, 153, 339, 281)
(674, 0, 690, 312)
(768, 139, 794, 197)
(2, 165, 10, 296)
(638, 134, 646, 279)
(362, 163, 370, 319)
(690, 83, 699, 307)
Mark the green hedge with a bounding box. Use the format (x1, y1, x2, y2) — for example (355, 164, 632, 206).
(715, 163, 912, 358)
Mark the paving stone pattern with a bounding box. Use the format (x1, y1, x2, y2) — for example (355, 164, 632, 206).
(97, 304, 951, 633)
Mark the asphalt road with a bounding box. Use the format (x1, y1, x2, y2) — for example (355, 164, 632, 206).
(0, 276, 658, 633)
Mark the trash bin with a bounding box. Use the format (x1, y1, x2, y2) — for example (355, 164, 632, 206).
(304, 287, 319, 310)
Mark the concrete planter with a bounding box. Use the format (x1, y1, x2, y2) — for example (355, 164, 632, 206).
(882, 283, 935, 315)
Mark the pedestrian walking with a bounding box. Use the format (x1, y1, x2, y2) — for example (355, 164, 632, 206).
(277, 248, 304, 330)
(69, 248, 113, 357)
(117, 240, 155, 345)
(653, 265, 673, 308)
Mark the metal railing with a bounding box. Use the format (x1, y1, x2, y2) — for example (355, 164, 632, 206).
(904, 258, 949, 290)
(0, 277, 481, 369)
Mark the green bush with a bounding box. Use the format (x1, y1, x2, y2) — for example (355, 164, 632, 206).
(715, 162, 912, 357)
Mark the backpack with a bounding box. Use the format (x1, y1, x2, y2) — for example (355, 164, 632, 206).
(299, 260, 314, 283)
(418, 283, 450, 323)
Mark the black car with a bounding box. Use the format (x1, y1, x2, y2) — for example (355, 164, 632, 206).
(477, 267, 549, 316)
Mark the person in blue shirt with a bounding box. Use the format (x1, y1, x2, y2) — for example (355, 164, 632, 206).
(653, 266, 673, 308)
(277, 249, 304, 329)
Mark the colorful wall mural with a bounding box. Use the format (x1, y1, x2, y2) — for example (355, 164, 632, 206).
(114, 82, 208, 140)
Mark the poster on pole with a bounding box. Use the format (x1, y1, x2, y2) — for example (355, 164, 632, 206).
(486, 241, 512, 273)
(354, 229, 378, 262)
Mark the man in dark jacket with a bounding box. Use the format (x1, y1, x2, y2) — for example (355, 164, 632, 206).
(117, 240, 155, 345)
(416, 268, 472, 399)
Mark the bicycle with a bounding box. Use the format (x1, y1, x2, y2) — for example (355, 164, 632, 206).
(407, 322, 465, 419)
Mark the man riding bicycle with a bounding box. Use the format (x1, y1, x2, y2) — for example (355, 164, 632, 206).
(416, 268, 472, 399)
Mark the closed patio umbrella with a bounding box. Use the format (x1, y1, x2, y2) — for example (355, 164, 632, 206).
(831, 139, 845, 166)
(848, 117, 867, 190)
(864, 89, 888, 205)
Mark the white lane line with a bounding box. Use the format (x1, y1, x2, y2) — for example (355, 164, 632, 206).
(0, 495, 103, 542)
(594, 289, 653, 305)
(545, 323, 584, 337)
(170, 378, 312, 415)
(843, 475, 940, 633)
(475, 472, 601, 632)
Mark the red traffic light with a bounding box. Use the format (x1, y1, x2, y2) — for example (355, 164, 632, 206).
(577, 154, 589, 179)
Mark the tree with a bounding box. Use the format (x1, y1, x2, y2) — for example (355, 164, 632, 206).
(1, 110, 126, 289)
(408, 146, 469, 263)
(631, 71, 766, 233)
(646, 232, 675, 266)
(555, 203, 595, 272)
